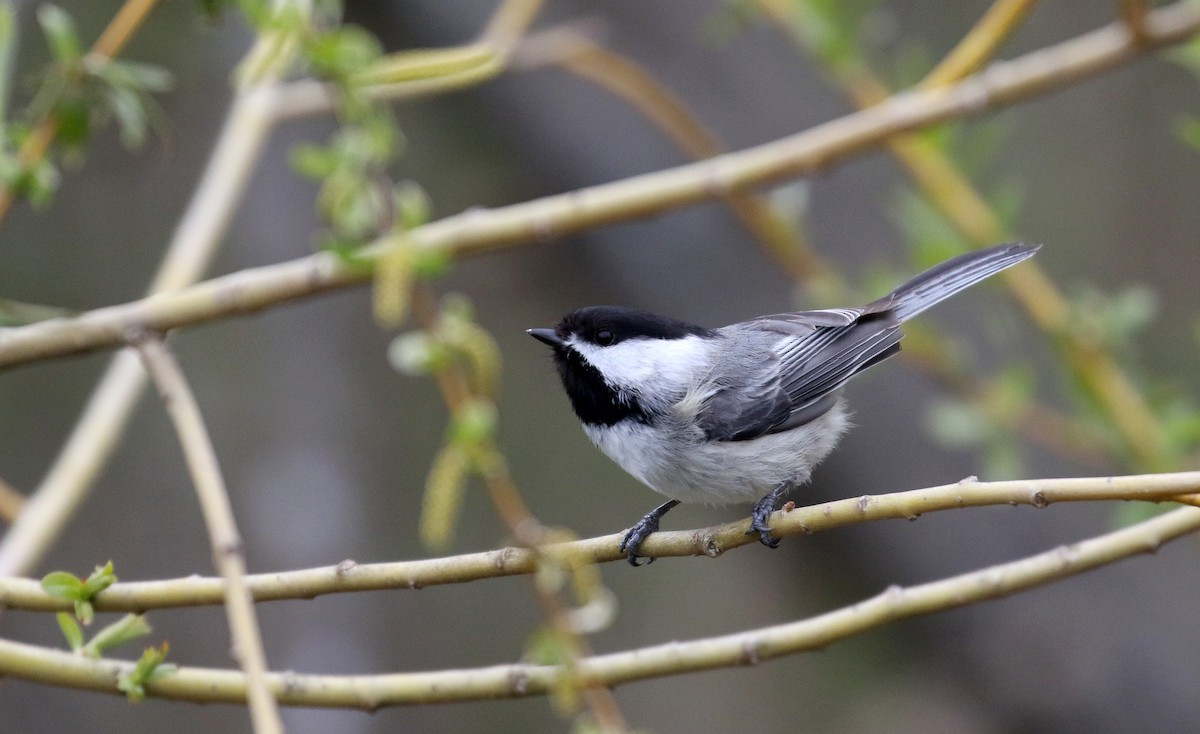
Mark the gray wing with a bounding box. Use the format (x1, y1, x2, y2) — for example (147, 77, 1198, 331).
(695, 244, 1040, 441)
(697, 310, 902, 442)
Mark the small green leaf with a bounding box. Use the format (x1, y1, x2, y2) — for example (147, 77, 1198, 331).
(74, 599, 94, 626)
(41, 571, 85, 600)
(308, 25, 383, 80)
(37, 5, 81, 63)
(117, 642, 174, 702)
(105, 85, 149, 148)
(394, 180, 431, 230)
(450, 399, 497, 448)
(80, 560, 117, 597)
(96, 58, 173, 93)
(55, 97, 90, 150)
(83, 613, 151, 658)
(290, 142, 339, 179)
(56, 611, 84, 651)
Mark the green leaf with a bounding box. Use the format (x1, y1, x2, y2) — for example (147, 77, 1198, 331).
(83, 613, 151, 658)
(37, 5, 81, 64)
(117, 642, 174, 701)
(56, 612, 84, 651)
(41, 571, 85, 600)
(450, 399, 497, 448)
(74, 599, 95, 625)
(308, 25, 383, 80)
(394, 180, 431, 230)
(105, 85, 149, 148)
(80, 560, 117, 598)
(96, 59, 173, 93)
(55, 96, 90, 150)
(290, 142, 340, 179)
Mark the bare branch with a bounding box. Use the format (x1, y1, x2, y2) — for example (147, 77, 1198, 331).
(2, 503, 1198, 708)
(2, 471, 1197, 612)
(135, 338, 281, 734)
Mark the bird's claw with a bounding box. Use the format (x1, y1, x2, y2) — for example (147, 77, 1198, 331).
(620, 516, 660, 566)
(747, 492, 783, 548)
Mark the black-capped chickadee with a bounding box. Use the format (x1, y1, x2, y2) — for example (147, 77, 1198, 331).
(529, 243, 1040, 565)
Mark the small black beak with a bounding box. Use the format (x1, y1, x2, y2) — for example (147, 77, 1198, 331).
(527, 328, 565, 348)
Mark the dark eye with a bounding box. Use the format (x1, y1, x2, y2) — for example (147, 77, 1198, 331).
(595, 329, 615, 346)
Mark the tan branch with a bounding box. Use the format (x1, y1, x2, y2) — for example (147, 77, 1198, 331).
(1120, 0, 1151, 43)
(135, 338, 281, 734)
(920, 0, 1042, 88)
(2, 503, 1198, 707)
(2, 471, 1197, 612)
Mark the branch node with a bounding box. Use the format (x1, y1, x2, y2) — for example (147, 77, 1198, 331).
(509, 669, 530, 695)
(1030, 490, 1049, 508)
(856, 495, 871, 513)
(335, 559, 358, 577)
(740, 638, 761, 666)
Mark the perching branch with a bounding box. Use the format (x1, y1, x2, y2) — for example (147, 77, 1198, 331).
(2, 502, 1198, 708)
(2, 2, 1200, 371)
(2, 471, 1197, 613)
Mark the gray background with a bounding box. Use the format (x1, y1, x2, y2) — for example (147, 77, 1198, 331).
(2, 1, 1198, 732)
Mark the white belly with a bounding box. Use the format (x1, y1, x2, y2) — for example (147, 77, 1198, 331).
(583, 401, 849, 505)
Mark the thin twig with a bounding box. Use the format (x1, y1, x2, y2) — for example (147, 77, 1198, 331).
(3, 2, 1198, 371)
(0, 476, 24, 522)
(920, 0, 1042, 88)
(135, 337, 281, 734)
(2, 471, 1197, 612)
(1120, 0, 1151, 43)
(2, 503, 1198, 707)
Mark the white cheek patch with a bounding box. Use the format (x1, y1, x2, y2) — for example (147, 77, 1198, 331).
(570, 334, 714, 402)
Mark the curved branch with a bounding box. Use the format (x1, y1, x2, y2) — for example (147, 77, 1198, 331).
(2, 504, 1198, 708)
(2, 471, 1197, 612)
(1, 2, 1199, 369)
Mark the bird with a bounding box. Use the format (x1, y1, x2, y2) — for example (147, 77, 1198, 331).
(528, 243, 1040, 565)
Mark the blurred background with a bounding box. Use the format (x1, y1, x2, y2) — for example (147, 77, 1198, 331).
(2, 1, 1199, 732)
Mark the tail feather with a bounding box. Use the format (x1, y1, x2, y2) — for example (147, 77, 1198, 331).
(872, 243, 1040, 322)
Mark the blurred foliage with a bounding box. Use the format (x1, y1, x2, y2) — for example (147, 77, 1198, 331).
(0, 3, 172, 209)
(389, 295, 503, 549)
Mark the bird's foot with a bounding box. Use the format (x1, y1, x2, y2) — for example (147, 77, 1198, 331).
(747, 487, 789, 548)
(620, 499, 680, 566)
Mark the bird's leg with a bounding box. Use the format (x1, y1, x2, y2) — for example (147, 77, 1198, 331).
(748, 483, 792, 548)
(620, 499, 681, 566)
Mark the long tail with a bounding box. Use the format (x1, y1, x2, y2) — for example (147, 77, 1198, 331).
(871, 243, 1041, 322)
